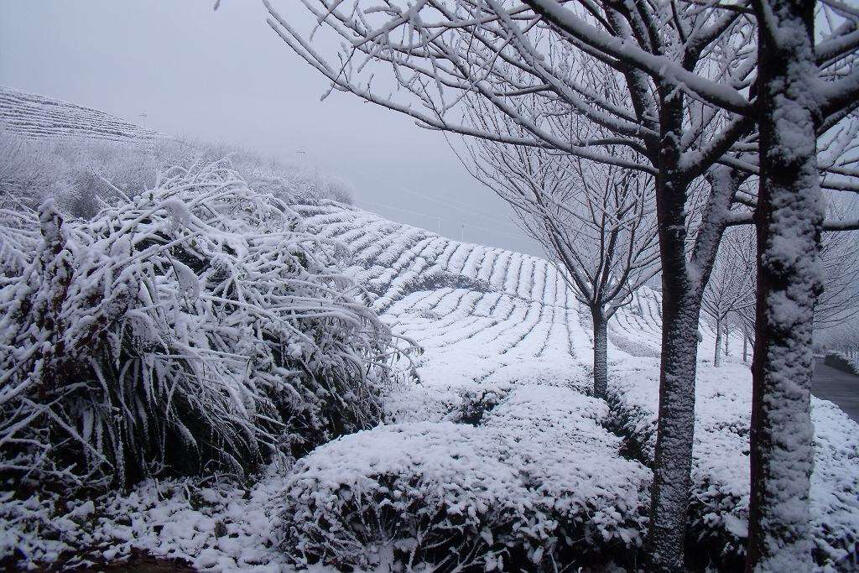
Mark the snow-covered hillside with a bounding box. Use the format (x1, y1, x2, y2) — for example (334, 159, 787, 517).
(294, 201, 739, 374)
(0, 85, 751, 365)
(0, 86, 158, 143)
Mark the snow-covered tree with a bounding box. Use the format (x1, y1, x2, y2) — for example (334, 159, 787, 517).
(817, 202, 859, 329)
(265, 0, 859, 568)
(461, 130, 658, 397)
(701, 227, 755, 367)
(746, 2, 859, 568)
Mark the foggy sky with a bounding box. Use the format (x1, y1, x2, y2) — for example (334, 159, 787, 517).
(0, 0, 542, 255)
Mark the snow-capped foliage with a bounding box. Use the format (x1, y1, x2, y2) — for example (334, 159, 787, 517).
(281, 385, 650, 572)
(0, 163, 402, 490)
(275, 201, 859, 570)
(2, 193, 857, 571)
(0, 468, 292, 571)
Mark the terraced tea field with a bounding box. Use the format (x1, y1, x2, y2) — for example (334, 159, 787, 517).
(0, 86, 158, 143)
(294, 201, 736, 395)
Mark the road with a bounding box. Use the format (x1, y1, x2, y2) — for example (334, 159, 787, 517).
(814, 360, 859, 423)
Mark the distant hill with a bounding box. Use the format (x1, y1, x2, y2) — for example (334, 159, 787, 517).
(0, 86, 158, 143)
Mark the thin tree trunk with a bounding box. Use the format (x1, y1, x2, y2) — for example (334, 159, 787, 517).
(743, 323, 749, 363)
(714, 318, 723, 367)
(648, 90, 699, 573)
(724, 323, 730, 356)
(592, 310, 608, 400)
(650, 289, 701, 572)
(747, 0, 822, 569)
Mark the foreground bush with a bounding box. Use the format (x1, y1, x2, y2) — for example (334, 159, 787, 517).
(281, 385, 650, 571)
(0, 163, 402, 490)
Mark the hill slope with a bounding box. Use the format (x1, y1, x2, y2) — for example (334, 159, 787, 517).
(294, 201, 732, 381)
(0, 86, 158, 143)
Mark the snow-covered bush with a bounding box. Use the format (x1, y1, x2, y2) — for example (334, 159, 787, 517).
(0, 163, 401, 489)
(451, 383, 511, 426)
(281, 385, 650, 571)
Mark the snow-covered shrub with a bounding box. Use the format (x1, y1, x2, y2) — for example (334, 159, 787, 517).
(398, 267, 492, 297)
(0, 468, 294, 571)
(0, 163, 402, 489)
(451, 383, 511, 426)
(281, 385, 650, 571)
(0, 208, 39, 278)
(604, 386, 655, 465)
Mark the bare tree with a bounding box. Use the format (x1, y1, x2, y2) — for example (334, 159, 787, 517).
(701, 227, 755, 367)
(730, 198, 857, 365)
(265, 1, 859, 568)
(817, 200, 859, 329)
(460, 129, 658, 397)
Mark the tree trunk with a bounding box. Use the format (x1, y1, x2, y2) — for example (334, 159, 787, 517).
(592, 310, 608, 400)
(647, 90, 699, 573)
(714, 318, 723, 367)
(747, 0, 822, 570)
(724, 323, 730, 356)
(743, 323, 749, 363)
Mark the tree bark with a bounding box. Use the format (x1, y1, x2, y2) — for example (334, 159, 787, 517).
(724, 323, 730, 356)
(647, 90, 700, 573)
(592, 310, 608, 400)
(747, 0, 822, 570)
(714, 318, 723, 367)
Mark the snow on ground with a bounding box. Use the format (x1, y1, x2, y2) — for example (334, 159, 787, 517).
(3, 199, 858, 570)
(1, 474, 292, 571)
(283, 388, 650, 571)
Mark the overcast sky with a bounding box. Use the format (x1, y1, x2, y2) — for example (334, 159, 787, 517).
(0, 0, 542, 255)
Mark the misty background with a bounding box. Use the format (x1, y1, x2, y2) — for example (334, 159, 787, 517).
(0, 0, 542, 255)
